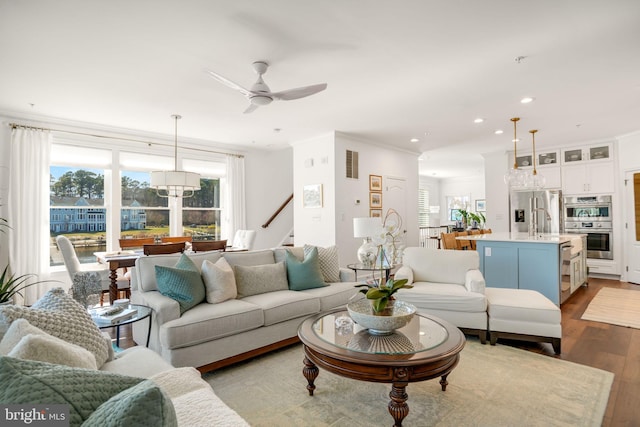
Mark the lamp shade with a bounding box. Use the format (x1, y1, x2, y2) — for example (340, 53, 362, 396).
(353, 217, 381, 238)
(150, 170, 201, 197)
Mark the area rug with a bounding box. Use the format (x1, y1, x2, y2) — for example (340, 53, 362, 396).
(581, 287, 640, 329)
(204, 339, 613, 427)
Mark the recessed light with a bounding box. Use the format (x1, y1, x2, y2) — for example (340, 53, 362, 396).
(495, 130, 504, 135)
(474, 118, 484, 123)
(520, 97, 534, 104)
(410, 138, 419, 143)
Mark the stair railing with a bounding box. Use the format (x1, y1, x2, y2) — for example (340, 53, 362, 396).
(262, 193, 293, 228)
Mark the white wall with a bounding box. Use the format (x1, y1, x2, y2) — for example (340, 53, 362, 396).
(617, 131, 640, 282)
(0, 116, 11, 268)
(483, 151, 511, 232)
(244, 147, 294, 250)
(292, 133, 337, 248)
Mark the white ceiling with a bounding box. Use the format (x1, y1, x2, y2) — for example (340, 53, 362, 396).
(1, 1, 639, 178)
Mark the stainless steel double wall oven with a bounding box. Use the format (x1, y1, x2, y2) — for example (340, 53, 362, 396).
(564, 195, 613, 260)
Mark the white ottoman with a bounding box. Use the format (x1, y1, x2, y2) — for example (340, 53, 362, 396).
(485, 287, 562, 354)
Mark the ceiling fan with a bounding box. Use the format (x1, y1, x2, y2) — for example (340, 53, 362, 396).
(204, 61, 327, 114)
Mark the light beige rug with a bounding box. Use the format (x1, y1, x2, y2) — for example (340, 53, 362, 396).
(204, 339, 613, 427)
(581, 287, 640, 329)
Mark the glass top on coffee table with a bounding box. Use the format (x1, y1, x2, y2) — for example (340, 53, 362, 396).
(312, 309, 449, 355)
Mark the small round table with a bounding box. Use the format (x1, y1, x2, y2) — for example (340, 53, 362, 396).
(347, 263, 395, 283)
(298, 308, 465, 427)
(90, 304, 152, 348)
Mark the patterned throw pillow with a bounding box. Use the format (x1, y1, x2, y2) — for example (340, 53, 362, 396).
(286, 247, 327, 291)
(155, 254, 206, 314)
(234, 262, 288, 298)
(0, 356, 145, 426)
(0, 288, 110, 368)
(201, 257, 237, 304)
(83, 380, 177, 427)
(304, 245, 341, 283)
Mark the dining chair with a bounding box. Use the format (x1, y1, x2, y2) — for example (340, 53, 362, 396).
(143, 242, 186, 255)
(440, 232, 457, 250)
(56, 235, 130, 306)
(191, 239, 227, 252)
(454, 231, 472, 250)
(160, 236, 193, 244)
(469, 229, 482, 250)
(119, 237, 155, 250)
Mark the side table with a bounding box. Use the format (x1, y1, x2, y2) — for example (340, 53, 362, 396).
(347, 263, 395, 283)
(90, 304, 152, 348)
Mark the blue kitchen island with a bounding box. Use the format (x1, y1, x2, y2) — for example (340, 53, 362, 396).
(462, 232, 587, 305)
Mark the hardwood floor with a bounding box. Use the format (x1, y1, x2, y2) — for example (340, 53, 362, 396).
(110, 277, 640, 426)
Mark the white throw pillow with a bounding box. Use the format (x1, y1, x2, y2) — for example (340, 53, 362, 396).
(1, 318, 97, 369)
(0, 288, 110, 368)
(304, 245, 340, 283)
(201, 258, 237, 304)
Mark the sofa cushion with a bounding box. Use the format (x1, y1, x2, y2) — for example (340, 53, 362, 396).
(136, 251, 223, 292)
(83, 379, 177, 427)
(396, 282, 487, 312)
(160, 300, 264, 349)
(234, 262, 288, 298)
(286, 247, 327, 291)
(1, 319, 97, 370)
(402, 247, 479, 285)
(156, 254, 206, 314)
(300, 281, 363, 311)
(0, 288, 110, 368)
(222, 249, 275, 267)
(202, 257, 237, 304)
(242, 290, 320, 326)
(304, 245, 341, 283)
(0, 356, 146, 426)
(273, 246, 304, 264)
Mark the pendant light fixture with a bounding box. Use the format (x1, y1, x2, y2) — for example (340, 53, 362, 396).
(150, 115, 201, 198)
(524, 129, 546, 189)
(503, 117, 525, 188)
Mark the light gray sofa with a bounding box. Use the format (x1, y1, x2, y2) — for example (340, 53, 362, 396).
(131, 247, 360, 372)
(394, 247, 488, 343)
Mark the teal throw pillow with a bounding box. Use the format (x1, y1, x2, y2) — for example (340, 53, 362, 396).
(286, 247, 328, 291)
(0, 356, 144, 426)
(155, 254, 206, 314)
(83, 379, 177, 427)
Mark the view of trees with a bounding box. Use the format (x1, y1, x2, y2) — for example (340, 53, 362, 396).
(50, 170, 104, 199)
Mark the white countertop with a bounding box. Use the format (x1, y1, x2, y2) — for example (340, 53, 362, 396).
(458, 232, 586, 244)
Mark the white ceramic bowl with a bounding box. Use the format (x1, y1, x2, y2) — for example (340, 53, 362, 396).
(347, 299, 416, 336)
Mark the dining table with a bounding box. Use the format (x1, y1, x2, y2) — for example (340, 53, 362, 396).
(94, 251, 142, 304)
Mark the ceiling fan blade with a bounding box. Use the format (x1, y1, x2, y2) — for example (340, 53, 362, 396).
(270, 83, 327, 101)
(243, 104, 259, 114)
(204, 69, 252, 97)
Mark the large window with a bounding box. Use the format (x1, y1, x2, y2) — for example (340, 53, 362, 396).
(49, 142, 228, 267)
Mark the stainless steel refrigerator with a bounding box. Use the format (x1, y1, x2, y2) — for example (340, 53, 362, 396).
(510, 189, 563, 234)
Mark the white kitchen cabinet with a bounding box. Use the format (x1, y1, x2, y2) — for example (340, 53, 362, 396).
(561, 143, 612, 164)
(562, 162, 615, 194)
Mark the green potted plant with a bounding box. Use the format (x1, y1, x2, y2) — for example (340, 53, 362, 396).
(356, 277, 412, 313)
(468, 211, 486, 229)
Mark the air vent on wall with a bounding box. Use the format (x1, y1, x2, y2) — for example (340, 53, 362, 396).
(346, 150, 359, 179)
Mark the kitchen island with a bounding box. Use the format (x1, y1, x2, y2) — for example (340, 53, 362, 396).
(460, 232, 587, 305)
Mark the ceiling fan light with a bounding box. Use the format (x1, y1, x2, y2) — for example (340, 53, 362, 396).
(250, 95, 273, 106)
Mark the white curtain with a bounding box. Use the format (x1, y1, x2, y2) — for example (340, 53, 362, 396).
(8, 127, 52, 305)
(224, 155, 246, 242)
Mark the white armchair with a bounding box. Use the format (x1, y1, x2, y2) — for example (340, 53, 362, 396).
(230, 230, 256, 251)
(395, 247, 488, 343)
(56, 235, 129, 305)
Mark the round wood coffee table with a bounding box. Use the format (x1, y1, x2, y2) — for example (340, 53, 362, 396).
(298, 308, 465, 427)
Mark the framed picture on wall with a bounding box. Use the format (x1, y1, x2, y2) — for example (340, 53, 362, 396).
(370, 209, 382, 218)
(475, 199, 486, 212)
(370, 192, 382, 208)
(369, 175, 382, 191)
(303, 184, 323, 208)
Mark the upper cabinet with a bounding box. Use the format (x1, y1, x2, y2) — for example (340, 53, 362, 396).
(561, 143, 615, 195)
(561, 143, 612, 164)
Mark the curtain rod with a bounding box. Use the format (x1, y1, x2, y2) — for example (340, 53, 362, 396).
(8, 122, 245, 158)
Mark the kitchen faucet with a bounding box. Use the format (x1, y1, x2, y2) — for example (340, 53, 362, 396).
(529, 196, 552, 235)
